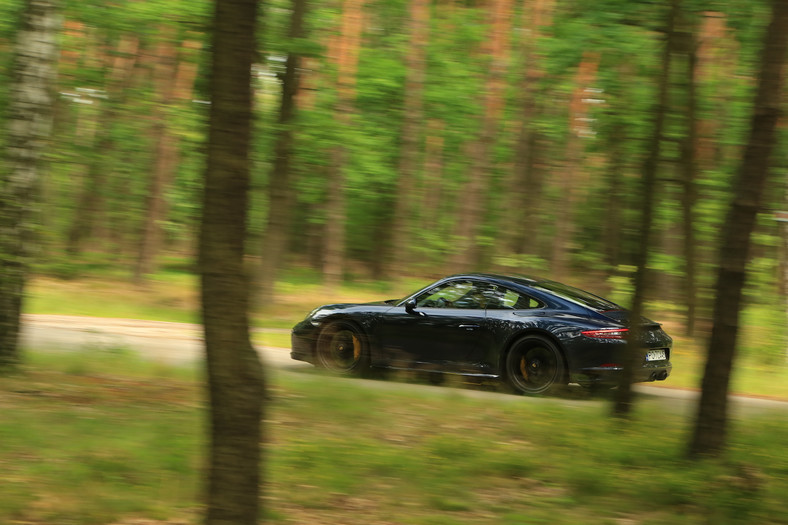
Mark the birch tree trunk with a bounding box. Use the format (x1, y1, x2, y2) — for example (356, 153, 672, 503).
(0, 0, 59, 368)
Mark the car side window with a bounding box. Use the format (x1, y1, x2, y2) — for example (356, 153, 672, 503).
(417, 280, 487, 309)
(485, 286, 541, 310)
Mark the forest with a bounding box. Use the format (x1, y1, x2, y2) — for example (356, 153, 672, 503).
(0, 0, 785, 328)
(2, 0, 788, 522)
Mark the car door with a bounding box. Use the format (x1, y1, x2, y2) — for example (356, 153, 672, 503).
(375, 279, 494, 373)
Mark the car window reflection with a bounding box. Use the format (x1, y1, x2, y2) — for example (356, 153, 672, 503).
(484, 285, 542, 310)
(417, 281, 482, 309)
(416, 281, 542, 310)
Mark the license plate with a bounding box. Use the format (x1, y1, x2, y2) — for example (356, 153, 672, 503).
(646, 349, 666, 361)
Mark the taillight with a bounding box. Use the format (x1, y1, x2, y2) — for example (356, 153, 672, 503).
(581, 328, 629, 339)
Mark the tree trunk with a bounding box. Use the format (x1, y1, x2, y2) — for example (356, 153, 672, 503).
(613, 0, 677, 417)
(0, 0, 59, 368)
(323, 0, 364, 289)
(199, 0, 265, 522)
(678, 24, 700, 337)
(550, 51, 599, 280)
(419, 119, 445, 233)
(688, 0, 788, 458)
(448, 0, 512, 271)
(386, 0, 429, 278)
(501, 0, 552, 259)
(258, 0, 308, 303)
(134, 37, 201, 279)
(67, 117, 114, 255)
(66, 35, 139, 256)
(603, 122, 624, 269)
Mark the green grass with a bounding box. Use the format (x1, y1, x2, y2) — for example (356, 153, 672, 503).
(654, 304, 788, 399)
(0, 362, 202, 524)
(2, 354, 788, 524)
(25, 269, 422, 330)
(26, 273, 201, 324)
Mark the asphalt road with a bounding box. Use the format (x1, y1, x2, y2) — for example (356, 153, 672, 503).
(20, 314, 788, 415)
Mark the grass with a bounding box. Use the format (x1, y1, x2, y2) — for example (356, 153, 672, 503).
(26, 270, 421, 330)
(0, 362, 202, 524)
(26, 272, 202, 324)
(2, 353, 788, 524)
(654, 307, 788, 400)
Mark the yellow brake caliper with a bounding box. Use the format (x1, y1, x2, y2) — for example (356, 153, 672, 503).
(520, 357, 528, 380)
(352, 335, 361, 361)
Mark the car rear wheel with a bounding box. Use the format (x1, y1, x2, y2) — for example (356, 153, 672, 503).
(315, 320, 368, 373)
(505, 335, 566, 395)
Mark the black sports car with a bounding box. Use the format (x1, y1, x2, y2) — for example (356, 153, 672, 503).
(291, 273, 672, 394)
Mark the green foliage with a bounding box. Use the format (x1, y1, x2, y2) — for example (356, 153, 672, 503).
(0, 0, 784, 368)
(492, 253, 550, 276)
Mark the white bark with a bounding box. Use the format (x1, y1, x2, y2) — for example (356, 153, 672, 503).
(0, 0, 60, 365)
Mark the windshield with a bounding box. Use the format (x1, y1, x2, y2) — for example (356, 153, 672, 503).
(533, 280, 621, 311)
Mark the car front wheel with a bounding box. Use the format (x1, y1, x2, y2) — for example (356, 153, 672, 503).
(315, 320, 368, 373)
(505, 335, 566, 395)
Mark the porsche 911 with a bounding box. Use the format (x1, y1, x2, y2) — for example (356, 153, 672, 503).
(291, 273, 672, 394)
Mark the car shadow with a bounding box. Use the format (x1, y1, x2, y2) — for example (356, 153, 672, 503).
(283, 364, 616, 402)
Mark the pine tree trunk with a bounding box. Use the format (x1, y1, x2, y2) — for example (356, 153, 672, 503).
(67, 118, 114, 254)
(679, 25, 700, 337)
(603, 123, 624, 269)
(550, 52, 599, 280)
(0, 0, 59, 368)
(323, 0, 364, 289)
(199, 0, 265, 521)
(448, 0, 512, 271)
(688, 0, 788, 458)
(258, 0, 308, 303)
(613, 0, 676, 416)
(387, 0, 429, 277)
(135, 32, 180, 282)
(66, 35, 139, 256)
(419, 119, 445, 233)
(505, 0, 554, 260)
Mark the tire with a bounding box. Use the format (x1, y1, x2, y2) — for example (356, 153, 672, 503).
(505, 335, 566, 395)
(315, 320, 369, 374)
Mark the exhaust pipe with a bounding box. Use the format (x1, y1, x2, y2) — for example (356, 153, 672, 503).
(655, 371, 668, 381)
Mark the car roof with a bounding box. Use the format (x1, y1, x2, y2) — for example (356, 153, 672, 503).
(444, 273, 542, 288)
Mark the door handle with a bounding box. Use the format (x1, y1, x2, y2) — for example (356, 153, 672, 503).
(459, 324, 479, 330)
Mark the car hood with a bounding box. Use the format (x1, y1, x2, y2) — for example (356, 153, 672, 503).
(309, 300, 393, 316)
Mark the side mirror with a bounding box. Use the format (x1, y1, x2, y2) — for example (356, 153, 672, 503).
(405, 298, 418, 314)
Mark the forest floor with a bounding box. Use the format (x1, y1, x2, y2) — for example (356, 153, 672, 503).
(5, 341, 788, 525)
